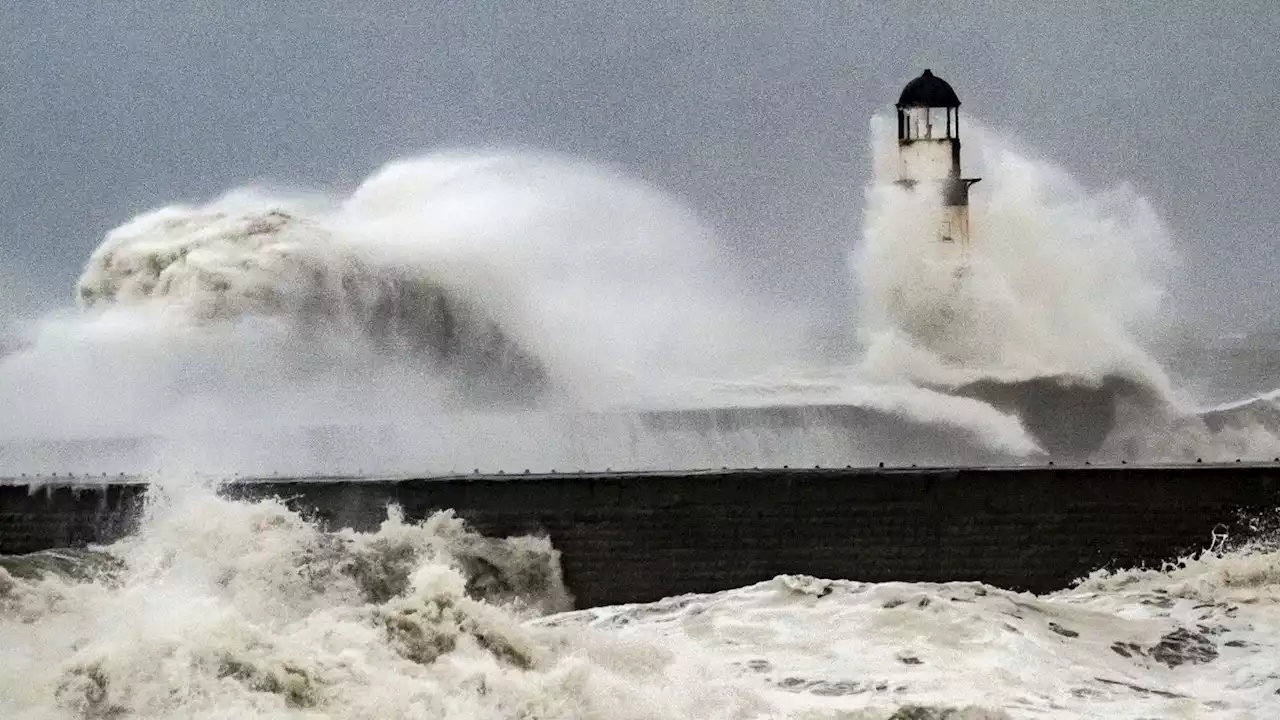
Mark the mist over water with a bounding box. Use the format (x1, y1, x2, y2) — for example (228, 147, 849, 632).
(3, 120, 1280, 472)
(3, 120, 1280, 717)
(849, 116, 1280, 462)
(855, 116, 1173, 391)
(69, 151, 784, 402)
(0, 152, 824, 474)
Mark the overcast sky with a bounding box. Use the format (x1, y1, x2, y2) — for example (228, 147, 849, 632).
(2, 2, 1277, 332)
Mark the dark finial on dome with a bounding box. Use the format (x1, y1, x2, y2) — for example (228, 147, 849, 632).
(897, 69, 961, 108)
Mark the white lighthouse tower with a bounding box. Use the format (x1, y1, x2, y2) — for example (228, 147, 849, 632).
(895, 69, 979, 247)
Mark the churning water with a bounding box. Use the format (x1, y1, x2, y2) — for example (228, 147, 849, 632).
(2, 485, 1278, 718)
(3, 122, 1277, 473)
(2, 120, 1280, 717)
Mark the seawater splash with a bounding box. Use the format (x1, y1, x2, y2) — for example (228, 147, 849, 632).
(854, 115, 1174, 392)
(3, 478, 1278, 718)
(67, 152, 778, 406)
(850, 116, 1280, 460)
(336, 153, 786, 395)
(0, 148, 1055, 474)
(0, 482, 775, 719)
(543, 540, 1280, 718)
(75, 191, 545, 403)
(0, 152, 856, 473)
(4, 127, 1280, 470)
(6, 128, 1280, 718)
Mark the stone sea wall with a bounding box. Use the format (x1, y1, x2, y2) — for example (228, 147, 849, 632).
(3, 465, 1279, 608)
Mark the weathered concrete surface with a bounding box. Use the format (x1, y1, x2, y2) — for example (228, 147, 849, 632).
(3, 465, 1279, 609)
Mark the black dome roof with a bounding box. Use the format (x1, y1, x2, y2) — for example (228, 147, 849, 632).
(896, 69, 961, 108)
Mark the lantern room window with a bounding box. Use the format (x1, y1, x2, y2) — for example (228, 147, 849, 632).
(898, 106, 959, 141)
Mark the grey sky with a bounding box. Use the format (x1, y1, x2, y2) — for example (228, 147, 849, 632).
(2, 1, 1277, 331)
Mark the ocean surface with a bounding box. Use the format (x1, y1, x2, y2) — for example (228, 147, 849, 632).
(2, 121, 1280, 717)
(2, 485, 1277, 719)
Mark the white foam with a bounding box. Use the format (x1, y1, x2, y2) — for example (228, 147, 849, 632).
(0, 484, 768, 719)
(546, 544, 1280, 718)
(13, 480, 1278, 719)
(853, 116, 1175, 396)
(6, 124, 1280, 470)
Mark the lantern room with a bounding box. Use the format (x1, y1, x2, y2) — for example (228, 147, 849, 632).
(893, 69, 979, 245)
(896, 69, 962, 144)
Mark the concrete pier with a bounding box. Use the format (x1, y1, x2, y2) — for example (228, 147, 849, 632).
(3, 464, 1279, 608)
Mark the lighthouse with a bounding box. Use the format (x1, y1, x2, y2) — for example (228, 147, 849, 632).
(895, 69, 979, 247)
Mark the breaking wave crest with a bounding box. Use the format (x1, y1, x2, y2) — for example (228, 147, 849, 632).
(0, 482, 897, 720)
(75, 194, 546, 402)
(62, 151, 767, 407)
(5, 126, 1280, 716)
(0, 152, 806, 469)
(14, 479, 1277, 718)
(3, 123, 1280, 470)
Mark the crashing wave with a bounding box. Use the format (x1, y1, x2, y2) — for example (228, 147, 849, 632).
(0, 489, 770, 719)
(74, 195, 546, 403)
(846, 115, 1280, 460)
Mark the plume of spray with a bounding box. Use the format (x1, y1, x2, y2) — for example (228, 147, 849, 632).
(852, 114, 1177, 395)
(0, 151, 814, 474)
(13, 127, 1279, 471)
(848, 116, 1280, 461)
(331, 151, 792, 404)
(0, 485, 774, 719)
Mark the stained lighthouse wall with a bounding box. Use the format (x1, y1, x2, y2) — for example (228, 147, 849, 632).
(898, 138, 957, 182)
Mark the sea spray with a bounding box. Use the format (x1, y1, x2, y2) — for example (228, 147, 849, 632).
(540, 539, 1280, 717)
(0, 147, 1041, 473)
(4, 481, 1278, 717)
(0, 151, 812, 473)
(0, 480, 771, 719)
(853, 115, 1174, 393)
(5, 132, 1280, 716)
(847, 116, 1280, 459)
(74, 188, 546, 402)
(334, 151, 796, 400)
(5, 130, 1280, 469)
